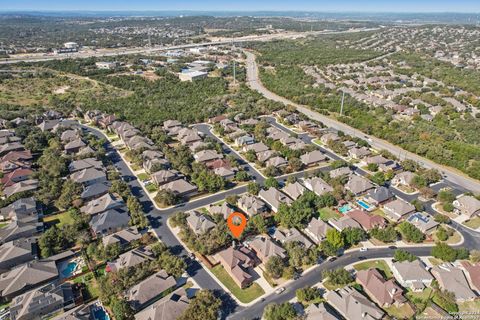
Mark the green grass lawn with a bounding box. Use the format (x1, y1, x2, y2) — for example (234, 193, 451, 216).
(0, 222, 7, 229)
(145, 183, 158, 193)
(428, 257, 443, 266)
(210, 265, 265, 303)
(43, 211, 75, 227)
(319, 207, 340, 221)
(73, 272, 99, 300)
(137, 173, 150, 181)
(463, 216, 480, 229)
(353, 260, 393, 278)
(458, 300, 480, 313)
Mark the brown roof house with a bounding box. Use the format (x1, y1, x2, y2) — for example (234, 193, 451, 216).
(328, 216, 361, 232)
(453, 195, 480, 218)
(208, 202, 233, 219)
(216, 246, 256, 288)
(431, 264, 477, 302)
(382, 199, 415, 221)
(347, 210, 387, 231)
(258, 187, 293, 213)
(345, 175, 374, 195)
(106, 247, 154, 273)
(304, 217, 331, 244)
(272, 227, 313, 248)
(304, 303, 337, 320)
(125, 270, 176, 310)
(248, 236, 286, 264)
(325, 286, 385, 320)
(186, 210, 216, 236)
(2, 179, 38, 198)
(193, 149, 223, 164)
(159, 179, 198, 198)
(391, 171, 416, 187)
(356, 268, 406, 307)
(282, 181, 307, 201)
(460, 261, 480, 293)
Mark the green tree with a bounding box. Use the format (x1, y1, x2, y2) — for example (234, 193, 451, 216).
(393, 249, 417, 262)
(111, 298, 134, 320)
(322, 268, 353, 287)
(263, 302, 297, 320)
(296, 287, 322, 304)
(178, 290, 221, 320)
(55, 180, 82, 210)
(431, 242, 457, 262)
(247, 182, 261, 195)
(342, 227, 366, 247)
(265, 255, 285, 279)
(326, 228, 344, 250)
(398, 221, 425, 243)
(264, 177, 280, 189)
(248, 214, 268, 234)
(369, 225, 398, 243)
(154, 189, 178, 207)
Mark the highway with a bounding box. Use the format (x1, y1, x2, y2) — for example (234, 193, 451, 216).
(0, 28, 380, 65)
(244, 50, 480, 194)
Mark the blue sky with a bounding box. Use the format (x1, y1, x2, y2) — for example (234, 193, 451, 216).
(1, 0, 480, 12)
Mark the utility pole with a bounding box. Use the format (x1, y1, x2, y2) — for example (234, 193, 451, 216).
(340, 91, 345, 116)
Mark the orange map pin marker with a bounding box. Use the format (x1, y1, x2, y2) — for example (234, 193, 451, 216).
(227, 212, 247, 238)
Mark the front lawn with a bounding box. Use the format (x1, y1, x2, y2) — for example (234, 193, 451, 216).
(210, 265, 265, 303)
(145, 183, 158, 193)
(43, 211, 75, 227)
(0, 222, 7, 229)
(464, 216, 480, 229)
(319, 207, 340, 221)
(353, 260, 393, 278)
(458, 300, 480, 313)
(137, 173, 150, 181)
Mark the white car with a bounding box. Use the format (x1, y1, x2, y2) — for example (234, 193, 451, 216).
(275, 287, 285, 294)
(360, 247, 368, 252)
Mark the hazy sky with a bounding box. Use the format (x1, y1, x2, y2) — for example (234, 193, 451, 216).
(2, 0, 480, 12)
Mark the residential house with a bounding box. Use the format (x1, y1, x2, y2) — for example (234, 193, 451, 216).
(80, 193, 124, 216)
(348, 147, 371, 159)
(126, 270, 176, 310)
(329, 167, 352, 179)
(208, 202, 233, 219)
(356, 268, 406, 307)
(259, 187, 293, 213)
(303, 177, 333, 197)
(163, 120, 182, 132)
(256, 150, 276, 163)
(102, 227, 142, 248)
(243, 142, 269, 154)
(37, 120, 60, 132)
(0, 237, 37, 273)
(0, 221, 43, 244)
(365, 187, 394, 205)
(392, 171, 416, 187)
(329, 216, 362, 232)
(248, 236, 286, 264)
(282, 182, 306, 200)
(391, 260, 434, 291)
(305, 217, 331, 244)
(3, 179, 38, 198)
(106, 247, 154, 273)
(81, 182, 110, 202)
(1, 168, 33, 188)
(460, 261, 480, 293)
(213, 167, 236, 180)
(383, 199, 416, 221)
(320, 133, 339, 145)
(0, 197, 39, 222)
(143, 157, 170, 174)
(68, 158, 103, 173)
(0, 260, 58, 300)
(64, 138, 86, 154)
(237, 194, 268, 216)
(345, 175, 374, 195)
(453, 195, 480, 218)
(300, 150, 327, 167)
(325, 286, 385, 320)
(0, 143, 24, 157)
(186, 211, 216, 236)
(90, 208, 130, 237)
(159, 179, 198, 198)
(431, 264, 476, 302)
(406, 212, 439, 234)
(9, 282, 74, 320)
(265, 156, 287, 168)
(234, 135, 255, 147)
(216, 246, 256, 288)
(70, 168, 107, 187)
(151, 169, 182, 186)
(193, 150, 223, 164)
(134, 288, 189, 320)
(272, 228, 313, 249)
(304, 303, 337, 320)
(59, 129, 79, 142)
(347, 210, 386, 231)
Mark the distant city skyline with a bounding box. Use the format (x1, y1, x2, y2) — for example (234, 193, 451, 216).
(2, 0, 480, 13)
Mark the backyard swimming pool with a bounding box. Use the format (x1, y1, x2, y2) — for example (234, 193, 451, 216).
(357, 199, 373, 211)
(339, 204, 352, 214)
(60, 261, 78, 278)
(92, 305, 110, 320)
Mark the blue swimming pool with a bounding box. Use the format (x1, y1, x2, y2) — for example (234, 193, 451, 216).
(339, 204, 352, 214)
(93, 306, 110, 320)
(357, 200, 372, 210)
(61, 262, 78, 278)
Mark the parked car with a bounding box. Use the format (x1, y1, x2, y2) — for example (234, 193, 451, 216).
(275, 287, 285, 294)
(360, 247, 368, 252)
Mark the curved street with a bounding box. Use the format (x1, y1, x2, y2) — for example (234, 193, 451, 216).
(244, 50, 480, 194)
(83, 121, 480, 320)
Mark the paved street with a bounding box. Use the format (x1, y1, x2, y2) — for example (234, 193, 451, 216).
(245, 50, 480, 193)
(82, 122, 480, 320)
